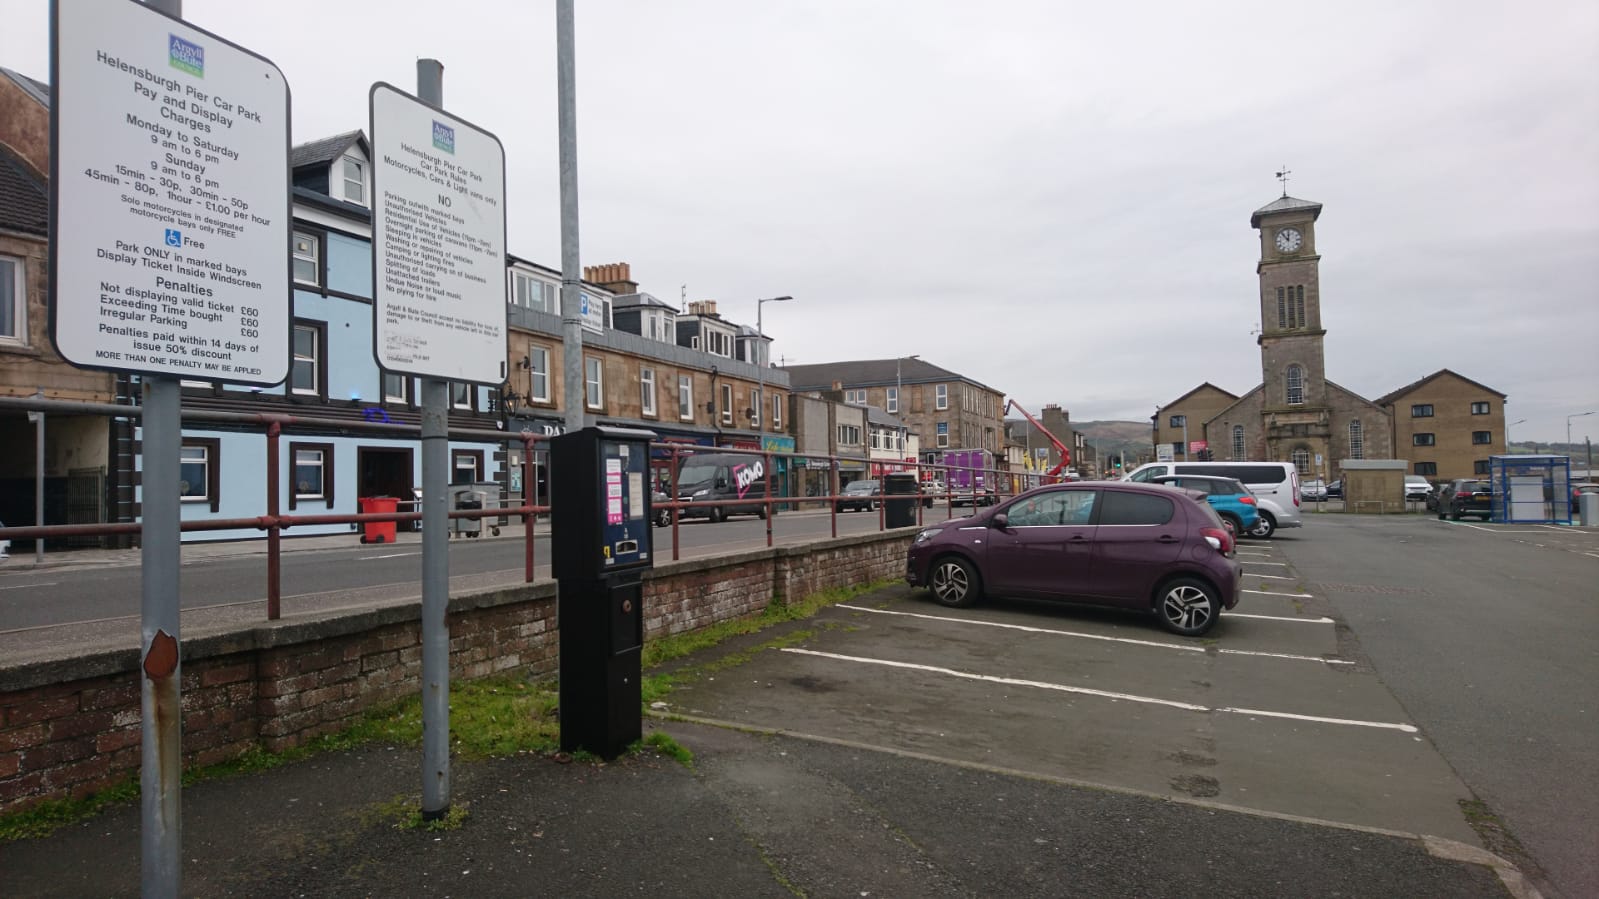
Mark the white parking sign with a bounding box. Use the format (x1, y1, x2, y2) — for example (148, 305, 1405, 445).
(369, 83, 507, 384)
(50, 0, 291, 384)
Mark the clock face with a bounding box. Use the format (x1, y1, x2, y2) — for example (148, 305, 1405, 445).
(1275, 228, 1303, 253)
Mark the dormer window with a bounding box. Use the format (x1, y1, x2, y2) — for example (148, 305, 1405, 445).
(340, 156, 366, 205)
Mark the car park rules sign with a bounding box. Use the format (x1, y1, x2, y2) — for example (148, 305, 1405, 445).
(50, 0, 291, 384)
(369, 83, 507, 385)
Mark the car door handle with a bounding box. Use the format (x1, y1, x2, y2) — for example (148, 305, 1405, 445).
(1157, 535, 1179, 543)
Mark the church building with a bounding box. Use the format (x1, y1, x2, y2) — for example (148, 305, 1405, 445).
(1155, 190, 1508, 484)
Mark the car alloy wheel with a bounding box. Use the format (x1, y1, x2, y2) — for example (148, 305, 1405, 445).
(929, 556, 980, 608)
(1246, 513, 1275, 539)
(1157, 577, 1219, 636)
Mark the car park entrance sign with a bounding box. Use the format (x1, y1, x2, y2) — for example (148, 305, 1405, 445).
(50, 0, 290, 384)
(370, 83, 507, 384)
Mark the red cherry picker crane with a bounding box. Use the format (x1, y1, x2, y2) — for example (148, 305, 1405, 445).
(1005, 400, 1074, 483)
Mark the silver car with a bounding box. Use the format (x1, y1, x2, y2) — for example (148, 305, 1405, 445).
(1245, 495, 1302, 539)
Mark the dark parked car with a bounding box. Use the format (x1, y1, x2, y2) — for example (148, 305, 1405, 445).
(651, 490, 672, 528)
(905, 481, 1242, 636)
(950, 485, 1000, 508)
(836, 479, 882, 512)
(1436, 479, 1493, 521)
(1326, 479, 1343, 499)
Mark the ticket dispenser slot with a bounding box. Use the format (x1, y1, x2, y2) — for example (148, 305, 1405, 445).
(551, 426, 657, 759)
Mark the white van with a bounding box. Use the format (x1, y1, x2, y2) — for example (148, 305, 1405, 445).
(1124, 461, 1301, 538)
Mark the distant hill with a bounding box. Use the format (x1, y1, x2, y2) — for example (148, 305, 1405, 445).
(1071, 421, 1152, 466)
(1074, 421, 1152, 444)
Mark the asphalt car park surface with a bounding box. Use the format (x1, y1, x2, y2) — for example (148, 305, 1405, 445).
(668, 534, 1481, 848)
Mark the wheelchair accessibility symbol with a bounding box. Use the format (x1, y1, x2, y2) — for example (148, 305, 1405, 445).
(164, 229, 182, 248)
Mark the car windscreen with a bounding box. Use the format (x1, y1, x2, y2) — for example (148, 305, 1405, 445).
(1463, 481, 1490, 493)
(678, 461, 721, 486)
(844, 481, 878, 493)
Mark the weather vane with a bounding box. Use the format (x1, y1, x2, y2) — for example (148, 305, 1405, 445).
(1275, 166, 1292, 197)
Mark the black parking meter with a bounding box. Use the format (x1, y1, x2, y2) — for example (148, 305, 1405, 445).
(551, 426, 657, 758)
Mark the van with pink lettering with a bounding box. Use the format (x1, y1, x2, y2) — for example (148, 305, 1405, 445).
(673, 453, 771, 523)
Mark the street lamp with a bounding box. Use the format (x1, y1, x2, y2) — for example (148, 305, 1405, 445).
(895, 354, 919, 419)
(1568, 410, 1596, 453)
(754, 296, 794, 445)
(1507, 419, 1525, 453)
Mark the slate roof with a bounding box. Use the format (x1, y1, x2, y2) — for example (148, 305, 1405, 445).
(0, 66, 50, 107)
(1250, 195, 1322, 227)
(0, 146, 49, 235)
(1373, 369, 1507, 406)
(783, 358, 997, 394)
(865, 405, 905, 427)
(1158, 381, 1240, 410)
(290, 130, 366, 170)
(610, 292, 679, 312)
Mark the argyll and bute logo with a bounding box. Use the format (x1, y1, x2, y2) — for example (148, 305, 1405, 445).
(168, 34, 204, 78)
(432, 120, 455, 154)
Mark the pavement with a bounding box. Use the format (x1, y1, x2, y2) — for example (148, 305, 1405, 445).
(1, 585, 1539, 899)
(0, 517, 547, 573)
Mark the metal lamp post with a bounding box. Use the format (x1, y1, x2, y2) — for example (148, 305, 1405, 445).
(1567, 410, 1595, 453)
(1507, 418, 1525, 453)
(754, 296, 793, 445)
(895, 354, 919, 419)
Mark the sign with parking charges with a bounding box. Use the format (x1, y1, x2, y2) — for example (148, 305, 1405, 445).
(50, 0, 291, 384)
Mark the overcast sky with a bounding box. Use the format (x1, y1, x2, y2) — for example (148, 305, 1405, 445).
(6, 0, 1598, 443)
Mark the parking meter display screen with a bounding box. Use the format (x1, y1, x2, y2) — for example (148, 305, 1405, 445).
(601, 440, 650, 568)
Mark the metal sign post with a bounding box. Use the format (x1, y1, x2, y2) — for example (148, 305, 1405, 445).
(49, 0, 290, 893)
(370, 65, 508, 820)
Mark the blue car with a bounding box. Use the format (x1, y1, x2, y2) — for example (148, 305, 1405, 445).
(1152, 475, 1260, 536)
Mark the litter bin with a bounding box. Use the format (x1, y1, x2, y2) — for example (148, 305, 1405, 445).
(1582, 492, 1599, 527)
(358, 496, 398, 544)
(472, 480, 506, 532)
(883, 473, 920, 528)
(451, 486, 484, 538)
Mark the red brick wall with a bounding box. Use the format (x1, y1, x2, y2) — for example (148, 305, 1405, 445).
(0, 532, 911, 814)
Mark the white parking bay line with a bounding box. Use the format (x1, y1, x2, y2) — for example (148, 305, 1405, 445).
(781, 648, 1410, 731)
(1235, 550, 1274, 557)
(1226, 612, 1334, 624)
(1214, 707, 1416, 732)
(0, 582, 58, 591)
(837, 605, 1350, 665)
(1244, 589, 1312, 598)
(1249, 573, 1295, 580)
(836, 604, 1202, 653)
(363, 552, 419, 560)
(1241, 561, 1289, 566)
(1219, 648, 1353, 665)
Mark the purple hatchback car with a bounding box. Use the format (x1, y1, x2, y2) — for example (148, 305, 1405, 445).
(905, 481, 1242, 636)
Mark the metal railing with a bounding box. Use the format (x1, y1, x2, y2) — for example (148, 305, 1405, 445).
(1, 394, 1046, 620)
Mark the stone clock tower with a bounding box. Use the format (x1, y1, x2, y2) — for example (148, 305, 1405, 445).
(1251, 195, 1332, 465)
(1164, 190, 1396, 479)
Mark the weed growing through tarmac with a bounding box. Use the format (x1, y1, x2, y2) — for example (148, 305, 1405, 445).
(369, 794, 470, 832)
(0, 779, 139, 843)
(635, 732, 694, 768)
